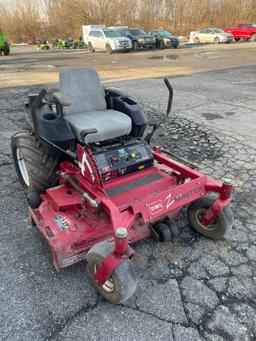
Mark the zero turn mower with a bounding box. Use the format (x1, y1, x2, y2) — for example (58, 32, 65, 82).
(11, 68, 234, 303)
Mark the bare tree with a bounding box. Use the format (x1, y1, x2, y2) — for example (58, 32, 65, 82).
(0, 0, 255, 42)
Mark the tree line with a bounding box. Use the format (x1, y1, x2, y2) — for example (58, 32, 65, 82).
(0, 0, 255, 43)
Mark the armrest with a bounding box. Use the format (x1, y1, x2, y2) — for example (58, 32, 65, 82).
(53, 92, 71, 106)
(104, 87, 129, 98)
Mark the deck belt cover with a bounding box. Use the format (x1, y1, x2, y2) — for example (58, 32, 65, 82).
(106, 173, 163, 197)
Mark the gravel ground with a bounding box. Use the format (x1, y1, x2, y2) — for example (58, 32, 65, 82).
(0, 65, 256, 340)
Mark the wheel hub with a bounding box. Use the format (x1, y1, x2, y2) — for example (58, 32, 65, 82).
(94, 263, 115, 293)
(195, 208, 217, 231)
(16, 148, 30, 186)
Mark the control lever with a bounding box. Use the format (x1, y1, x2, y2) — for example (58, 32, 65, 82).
(145, 78, 173, 144)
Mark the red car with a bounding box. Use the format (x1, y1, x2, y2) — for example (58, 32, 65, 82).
(224, 23, 256, 41)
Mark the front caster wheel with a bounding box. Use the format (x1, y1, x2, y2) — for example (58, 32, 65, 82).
(86, 242, 137, 304)
(187, 195, 234, 239)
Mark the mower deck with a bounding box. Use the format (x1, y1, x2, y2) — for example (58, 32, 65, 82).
(30, 153, 212, 271)
(30, 165, 177, 270)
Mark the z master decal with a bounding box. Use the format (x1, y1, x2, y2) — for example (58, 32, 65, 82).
(165, 193, 174, 209)
(148, 188, 201, 215)
(54, 215, 69, 230)
(165, 188, 201, 208)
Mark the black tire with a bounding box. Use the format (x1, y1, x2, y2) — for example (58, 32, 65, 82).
(173, 44, 178, 49)
(11, 131, 58, 194)
(187, 195, 234, 239)
(164, 219, 180, 239)
(106, 43, 113, 54)
(132, 40, 140, 51)
(235, 38, 240, 42)
(250, 34, 256, 42)
(86, 241, 137, 304)
(158, 40, 165, 49)
(3, 43, 10, 56)
(194, 37, 200, 45)
(214, 37, 220, 44)
(88, 42, 95, 52)
(154, 223, 172, 242)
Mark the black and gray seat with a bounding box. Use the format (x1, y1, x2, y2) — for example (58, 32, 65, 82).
(53, 67, 132, 144)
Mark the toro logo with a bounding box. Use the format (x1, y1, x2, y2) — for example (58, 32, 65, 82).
(149, 200, 164, 215)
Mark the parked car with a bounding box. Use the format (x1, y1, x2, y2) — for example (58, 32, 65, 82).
(192, 28, 233, 44)
(148, 30, 179, 48)
(87, 29, 132, 53)
(0, 27, 10, 56)
(224, 23, 256, 41)
(117, 28, 155, 50)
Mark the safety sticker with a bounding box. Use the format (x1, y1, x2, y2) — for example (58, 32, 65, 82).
(54, 215, 68, 230)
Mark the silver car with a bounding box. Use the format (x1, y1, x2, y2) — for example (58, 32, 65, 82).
(87, 29, 132, 53)
(193, 28, 233, 44)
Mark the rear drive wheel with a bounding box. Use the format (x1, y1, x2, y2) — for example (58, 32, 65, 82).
(194, 37, 200, 45)
(132, 41, 140, 51)
(235, 38, 240, 42)
(187, 195, 234, 239)
(11, 131, 58, 194)
(214, 37, 220, 44)
(88, 42, 95, 52)
(86, 241, 137, 304)
(250, 34, 256, 42)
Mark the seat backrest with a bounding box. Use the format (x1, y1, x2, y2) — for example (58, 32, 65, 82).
(59, 67, 107, 115)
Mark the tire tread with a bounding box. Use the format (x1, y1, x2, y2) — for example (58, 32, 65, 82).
(11, 131, 58, 193)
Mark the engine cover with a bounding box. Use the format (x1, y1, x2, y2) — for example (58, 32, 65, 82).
(93, 141, 153, 181)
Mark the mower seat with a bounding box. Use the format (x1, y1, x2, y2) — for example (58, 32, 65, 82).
(55, 67, 132, 144)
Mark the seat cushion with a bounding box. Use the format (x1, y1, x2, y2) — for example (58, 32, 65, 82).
(65, 110, 132, 143)
(59, 67, 107, 115)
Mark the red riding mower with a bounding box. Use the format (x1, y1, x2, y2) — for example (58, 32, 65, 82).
(11, 68, 234, 304)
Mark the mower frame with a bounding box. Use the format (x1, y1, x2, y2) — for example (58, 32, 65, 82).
(29, 142, 232, 285)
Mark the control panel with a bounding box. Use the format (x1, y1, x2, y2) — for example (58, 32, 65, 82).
(93, 141, 153, 182)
